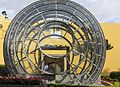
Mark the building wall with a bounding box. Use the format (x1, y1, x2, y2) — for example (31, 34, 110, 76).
(0, 16, 120, 72)
(0, 16, 11, 65)
(101, 23, 120, 72)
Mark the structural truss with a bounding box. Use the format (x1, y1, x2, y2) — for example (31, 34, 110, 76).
(4, 0, 106, 85)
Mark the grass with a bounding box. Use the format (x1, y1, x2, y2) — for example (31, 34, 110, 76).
(48, 82, 120, 87)
(111, 82, 120, 87)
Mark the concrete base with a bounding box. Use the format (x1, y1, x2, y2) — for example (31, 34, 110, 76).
(55, 74, 102, 86)
(41, 74, 102, 86)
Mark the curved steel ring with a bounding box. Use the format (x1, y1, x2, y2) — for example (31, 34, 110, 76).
(3, 0, 106, 85)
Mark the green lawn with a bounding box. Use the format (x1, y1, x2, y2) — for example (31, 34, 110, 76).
(48, 82, 120, 87)
(100, 82, 119, 87)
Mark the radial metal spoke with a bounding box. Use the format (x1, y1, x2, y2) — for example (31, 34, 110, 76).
(26, 37, 38, 43)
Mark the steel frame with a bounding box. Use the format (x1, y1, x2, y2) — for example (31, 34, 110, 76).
(3, 0, 106, 85)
